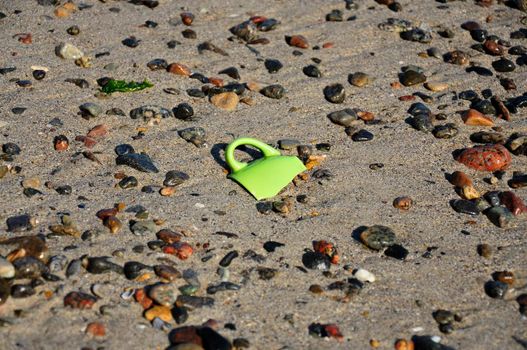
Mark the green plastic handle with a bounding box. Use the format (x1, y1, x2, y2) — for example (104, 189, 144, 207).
(225, 138, 281, 173)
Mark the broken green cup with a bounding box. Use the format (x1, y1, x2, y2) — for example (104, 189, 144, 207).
(225, 137, 307, 200)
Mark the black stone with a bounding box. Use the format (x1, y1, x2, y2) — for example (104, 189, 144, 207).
(173, 103, 195, 121)
(6, 214, 32, 232)
(302, 251, 331, 270)
(303, 65, 321, 78)
(115, 144, 135, 155)
(218, 67, 240, 80)
(219, 251, 239, 267)
(451, 199, 480, 215)
(163, 170, 190, 186)
(116, 153, 159, 173)
(11, 284, 35, 298)
(118, 176, 138, 189)
(260, 84, 285, 99)
(147, 59, 168, 71)
(351, 129, 373, 142)
(384, 244, 409, 260)
(3, 143, 20, 155)
(264, 59, 283, 73)
(323, 84, 345, 103)
(123, 261, 149, 279)
(86, 257, 123, 274)
(492, 58, 515, 72)
(485, 280, 508, 299)
(32, 70, 46, 80)
(263, 241, 285, 252)
(122, 36, 140, 47)
(171, 306, 188, 324)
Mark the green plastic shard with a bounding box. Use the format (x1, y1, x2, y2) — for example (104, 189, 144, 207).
(225, 137, 307, 200)
(101, 79, 153, 94)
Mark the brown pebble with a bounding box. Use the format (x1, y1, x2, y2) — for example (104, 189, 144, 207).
(394, 339, 415, 350)
(180, 12, 194, 26)
(286, 35, 309, 49)
(477, 243, 492, 258)
(167, 63, 191, 76)
(210, 92, 239, 111)
(54, 135, 69, 151)
(449, 171, 472, 187)
(22, 177, 40, 189)
(87, 124, 108, 138)
(393, 196, 412, 210)
(309, 284, 324, 294)
(103, 216, 122, 234)
(160, 187, 176, 196)
(86, 322, 106, 337)
(463, 109, 494, 126)
(493, 270, 515, 285)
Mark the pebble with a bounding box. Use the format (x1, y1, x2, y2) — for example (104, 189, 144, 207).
(433, 124, 458, 139)
(393, 196, 413, 210)
(499, 191, 527, 215)
(79, 103, 102, 119)
(302, 252, 331, 270)
(492, 58, 515, 72)
(477, 243, 492, 258)
(424, 82, 448, 92)
(462, 109, 494, 126)
(0, 279, 9, 305)
(451, 199, 480, 216)
(327, 109, 359, 127)
(145, 305, 173, 323)
(400, 70, 426, 86)
(353, 268, 375, 283)
(303, 65, 322, 78)
(260, 84, 285, 99)
(351, 129, 374, 142)
(11, 284, 35, 298)
(149, 284, 178, 307)
(33, 70, 46, 80)
(131, 220, 157, 236)
(130, 105, 173, 120)
(210, 92, 239, 111)
(168, 63, 191, 76)
(122, 36, 140, 47)
(486, 206, 514, 228)
(493, 271, 515, 285)
(445, 50, 470, 65)
(218, 67, 240, 80)
(3, 142, 21, 155)
(64, 291, 97, 309)
(7, 214, 34, 232)
(264, 59, 283, 73)
(0, 257, 15, 278)
(360, 225, 396, 250)
(164, 171, 190, 187)
(326, 9, 343, 22)
(411, 114, 433, 133)
(173, 103, 195, 121)
(323, 84, 346, 103)
(182, 29, 196, 39)
(219, 251, 239, 267)
(349, 72, 372, 87)
(55, 42, 83, 59)
(147, 58, 168, 71)
(118, 176, 138, 189)
(116, 153, 159, 173)
(384, 244, 409, 260)
(179, 127, 206, 147)
(456, 144, 511, 171)
(286, 35, 309, 49)
(470, 131, 505, 144)
(485, 280, 508, 299)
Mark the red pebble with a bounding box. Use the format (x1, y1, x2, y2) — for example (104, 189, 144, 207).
(455, 144, 511, 171)
(169, 326, 202, 345)
(286, 35, 309, 49)
(499, 191, 527, 216)
(64, 291, 97, 309)
(96, 208, 118, 220)
(249, 16, 267, 24)
(313, 240, 339, 264)
(87, 124, 108, 138)
(156, 229, 182, 244)
(85, 322, 106, 337)
(134, 288, 153, 309)
(399, 95, 416, 101)
(323, 324, 344, 342)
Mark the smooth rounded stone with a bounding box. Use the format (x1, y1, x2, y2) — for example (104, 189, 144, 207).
(470, 29, 488, 42)
(219, 251, 239, 267)
(408, 103, 431, 116)
(302, 251, 331, 270)
(400, 70, 426, 86)
(456, 144, 511, 172)
(486, 206, 514, 228)
(353, 268, 375, 283)
(0, 279, 10, 304)
(278, 139, 300, 150)
(433, 310, 455, 325)
(3, 142, 21, 155)
(33, 69, 46, 80)
(470, 131, 505, 144)
(384, 244, 409, 260)
(131, 220, 157, 236)
(432, 123, 457, 139)
(218, 67, 240, 80)
(492, 58, 515, 72)
(154, 265, 181, 281)
(0, 257, 15, 278)
(118, 176, 138, 189)
(55, 185, 72, 195)
(509, 45, 527, 55)
(466, 65, 493, 77)
(484, 191, 501, 207)
(451, 199, 480, 216)
(412, 335, 455, 350)
(123, 261, 150, 280)
(378, 18, 412, 32)
(176, 295, 214, 309)
(444, 50, 470, 65)
(400, 27, 432, 43)
(411, 114, 433, 132)
(122, 36, 140, 47)
(427, 47, 442, 59)
(164, 171, 190, 187)
(424, 82, 448, 92)
(303, 65, 321, 78)
(351, 129, 374, 142)
(12, 107, 27, 115)
(327, 108, 359, 127)
(173, 103, 195, 121)
(147, 58, 168, 71)
(471, 100, 495, 116)
(360, 225, 396, 251)
(323, 84, 346, 103)
(462, 109, 493, 126)
(116, 153, 159, 173)
(48, 254, 68, 273)
(477, 243, 492, 258)
(326, 9, 343, 21)
(206, 281, 241, 294)
(179, 127, 206, 147)
(508, 134, 527, 155)
(6, 214, 34, 232)
(349, 72, 372, 87)
(11, 284, 35, 298)
(449, 171, 472, 188)
(264, 59, 283, 73)
(13, 257, 49, 279)
(485, 280, 508, 299)
(79, 103, 102, 119)
(149, 284, 177, 306)
(130, 105, 173, 120)
(55, 42, 84, 59)
(493, 271, 515, 286)
(85, 257, 123, 274)
(115, 144, 135, 155)
(459, 90, 479, 101)
(260, 84, 285, 99)
(210, 92, 239, 111)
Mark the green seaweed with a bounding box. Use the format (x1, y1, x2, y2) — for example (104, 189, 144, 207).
(101, 79, 153, 94)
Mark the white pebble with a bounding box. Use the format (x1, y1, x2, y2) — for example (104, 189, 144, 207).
(55, 42, 83, 60)
(195, 203, 205, 208)
(431, 336, 442, 343)
(353, 268, 376, 283)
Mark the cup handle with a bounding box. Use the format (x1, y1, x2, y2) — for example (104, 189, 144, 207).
(225, 138, 281, 173)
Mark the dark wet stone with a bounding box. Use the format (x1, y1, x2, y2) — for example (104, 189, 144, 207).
(23, 188, 42, 198)
(484, 191, 501, 207)
(167, 40, 181, 49)
(470, 29, 487, 42)
(206, 281, 241, 294)
(260, 84, 285, 99)
(470, 131, 504, 144)
(105, 108, 125, 117)
(486, 206, 513, 228)
(412, 335, 455, 350)
(176, 295, 215, 308)
(178, 127, 206, 147)
(408, 103, 431, 116)
(173, 103, 195, 121)
(451, 199, 480, 215)
(433, 310, 455, 325)
(116, 153, 159, 173)
(66, 259, 82, 277)
(323, 84, 345, 103)
(118, 176, 138, 189)
(326, 9, 343, 21)
(471, 99, 496, 115)
(182, 29, 196, 39)
(411, 114, 434, 132)
(219, 251, 239, 267)
(0, 279, 9, 305)
(123, 261, 149, 279)
(492, 58, 515, 72)
(171, 306, 189, 324)
(187, 89, 206, 98)
(400, 28, 432, 43)
(115, 144, 135, 155)
(256, 201, 273, 214)
(11, 284, 35, 298)
(485, 280, 508, 299)
(230, 20, 258, 42)
(401, 70, 426, 86)
(303, 65, 321, 78)
(218, 67, 240, 80)
(509, 45, 527, 55)
(257, 267, 278, 280)
(17, 80, 32, 88)
(459, 90, 479, 101)
(385, 244, 408, 260)
(0, 67, 16, 75)
(86, 257, 123, 274)
(3, 143, 20, 155)
(263, 241, 285, 252)
(360, 225, 396, 250)
(351, 129, 373, 142)
(55, 185, 72, 195)
(327, 109, 359, 127)
(197, 327, 232, 350)
(433, 123, 458, 139)
(11, 107, 26, 115)
(32, 70, 46, 80)
(6, 214, 32, 232)
(130, 105, 172, 120)
(302, 252, 331, 270)
(13, 257, 48, 279)
(258, 18, 280, 31)
(190, 72, 209, 84)
(147, 58, 168, 71)
(466, 65, 493, 76)
(163, 171, 190, 186)
(122, 36, 140, 47)
(264, 59, 283, 73)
